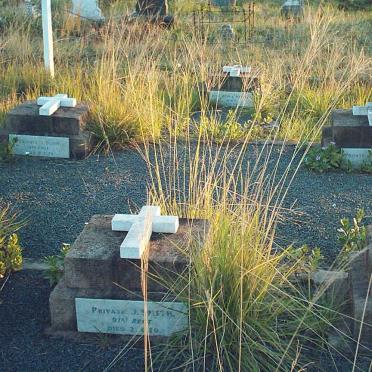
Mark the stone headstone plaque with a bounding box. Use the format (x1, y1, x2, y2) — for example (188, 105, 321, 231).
(72, 0, 105, 21)
(342, 148, 371, 167)
(9, 134, 69, 158)
(281, 0, 303, 18)
(209, 90, 254, 108)
(76, 298, 187, 336)
(211, 0, 236, 7)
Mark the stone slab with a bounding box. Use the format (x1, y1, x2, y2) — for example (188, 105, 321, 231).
(322, 125, 372, 147)
(64, 215, 208, 292)
(0, 130, 93, 160)
(75, 298, 187, 336)
(209, 74, 259, 93)
(9, 134, 69, 158)
(332, 109, 369, 127)
(49, 277, 171, 332)
(69, 132, 93, 160)
(349, 245, 372, 344)
(322, 110, 372, 148)
(5, 101, 89, 136)
(209, 90, 254, 108)
(342, 148, 371, 166)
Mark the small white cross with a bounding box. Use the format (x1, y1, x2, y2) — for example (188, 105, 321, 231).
(352, 102, 372, 126)
(222, 65, 251, 77)
(112, 206, 179, 259)
(37, 94, 77, 116)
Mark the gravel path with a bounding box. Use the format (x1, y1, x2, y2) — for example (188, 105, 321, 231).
(0, 271, 144, 372)
(0, 144, 371, 371)
(0, 145, 371, 261)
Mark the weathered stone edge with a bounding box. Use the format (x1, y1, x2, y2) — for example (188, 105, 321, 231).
(22, 224, 372, 272)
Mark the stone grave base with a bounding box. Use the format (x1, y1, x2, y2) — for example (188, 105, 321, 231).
(0, 101, 93, 159)
(300, 225, 372, 348)
(48, 215, 208, 343)
(44, 328, 168, 347)
(322, 109, 372, 147)
(322, 109, 372, 166)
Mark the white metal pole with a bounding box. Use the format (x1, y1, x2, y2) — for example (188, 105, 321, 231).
(41, 0, 55, 77)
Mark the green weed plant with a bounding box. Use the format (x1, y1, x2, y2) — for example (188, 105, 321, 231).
(0, 206, 23, 279)
(44, 243, 70, 285)
(304, 144, 351, 172)
(336, 209, 367, 267)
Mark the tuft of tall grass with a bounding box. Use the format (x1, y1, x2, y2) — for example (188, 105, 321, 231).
(152, 210, 337, 371)
(1, 2, 370, 145)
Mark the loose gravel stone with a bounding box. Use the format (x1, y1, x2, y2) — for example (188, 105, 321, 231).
(0, 145, 370, 262)
(0, 144, 371, 370)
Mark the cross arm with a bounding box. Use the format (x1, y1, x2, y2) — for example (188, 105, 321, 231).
(112, 214, 179, 234)
(37, 96, 77, 107)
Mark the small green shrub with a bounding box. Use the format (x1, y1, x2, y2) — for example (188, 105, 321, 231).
(304, 144, 351, 173)
(288, 245, 324, 274)
(0, 206, 23, 279)
(360, 149, 372, 173)
(44, 243, 70, 285)
(0, 137, 17, 162)
(337, 209, 367, 266)
(0, 234, 22, 279)
(196, 110, 269, 142)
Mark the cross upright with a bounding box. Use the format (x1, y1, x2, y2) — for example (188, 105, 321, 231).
(41, 0, 54, 77)
(352, 102, 372, 126)
(222, 65, 251, 77)
(112, 206, 179, 259)
(37, 94, 77, 116)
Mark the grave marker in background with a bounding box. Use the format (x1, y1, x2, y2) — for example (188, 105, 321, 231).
(352, 102, 372, 126)
(281, 0, 304, 19)
(208, 65, 257, 108)
(133, 0, 174, 27)
(23, 0, 38, 18)
(0, 98, 92, 159)
(211, 0, 236, 7)
(72, 0, 105, 22)
(220, 24, 235, 41)
(322, 103, 372, 167)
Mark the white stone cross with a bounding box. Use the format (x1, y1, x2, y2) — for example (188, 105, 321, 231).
(37, 94, 77, 116)
(352, 102, 372, 126)
(222, 65, 251, 77)
(41, 0, 54, 77)
(112, 206, 179, 259)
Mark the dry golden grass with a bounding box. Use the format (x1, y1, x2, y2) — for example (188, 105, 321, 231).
(0, 2, 370, 147)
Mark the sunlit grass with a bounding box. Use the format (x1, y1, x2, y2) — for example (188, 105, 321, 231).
(0, 3, 370, 147)
(0, 2, 371, 370)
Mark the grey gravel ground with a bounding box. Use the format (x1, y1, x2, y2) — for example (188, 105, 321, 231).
(0, 144, 371, 371)
(1, 271, 145, 372)
(0, 144, 371, 261)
